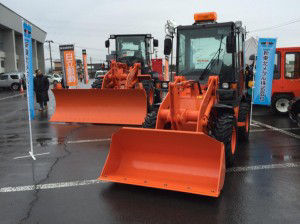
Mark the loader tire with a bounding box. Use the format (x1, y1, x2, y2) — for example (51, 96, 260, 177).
(98, 79, 103, 89)
(92, 78, 103, 89)
(142, 111, 157, 129)
(238, 102, 250, 142)
(272, 94, 293, 114)
(142, 80, 155, 112)
(154, 88, 162, 104)
(212, 113, 237, 167)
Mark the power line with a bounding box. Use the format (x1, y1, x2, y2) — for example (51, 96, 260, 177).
(74, 44, 106, 52)
(48, 41, 105, 52)
(248, 17, 300, 33)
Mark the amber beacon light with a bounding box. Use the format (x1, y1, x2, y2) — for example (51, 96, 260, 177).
(194, 12, 217, 22)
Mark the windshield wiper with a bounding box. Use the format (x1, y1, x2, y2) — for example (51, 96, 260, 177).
(199, 35, 224, 80)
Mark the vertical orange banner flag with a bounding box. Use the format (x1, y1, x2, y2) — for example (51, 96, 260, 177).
(82, 49, 89, 84)
(59, 45, 78, 87)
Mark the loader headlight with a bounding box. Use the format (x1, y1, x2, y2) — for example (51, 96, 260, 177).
(222, 82, 229, 89)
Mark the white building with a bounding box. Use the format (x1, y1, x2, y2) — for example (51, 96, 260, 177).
(245, 37, 258, 65)
(0, 3, 47, 74)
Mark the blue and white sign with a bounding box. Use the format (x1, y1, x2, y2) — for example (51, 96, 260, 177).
(22, 21, 34, 120)
(253, 38, 277, 105)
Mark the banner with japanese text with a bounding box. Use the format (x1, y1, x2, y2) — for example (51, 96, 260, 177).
(22, 21, 34, 120)
(59, 45, 78, 86)
(82, 49, 89, 84)
(253, 38, 277, 105)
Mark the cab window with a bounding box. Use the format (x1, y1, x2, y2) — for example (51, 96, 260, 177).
(0, 75, 8, 80)
(285, 52, 300, 79)
(274, 53, 280, 79)
(10, 75, 19, 79)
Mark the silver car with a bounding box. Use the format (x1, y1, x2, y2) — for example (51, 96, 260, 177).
(46, 73, 62, 85)
(0, 72, 25, 90)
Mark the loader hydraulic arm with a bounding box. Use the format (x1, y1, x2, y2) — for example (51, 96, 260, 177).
(102, 61, 128, 89)
(169, 78, 200, 130)
(196, 76, 218, 132)
(125, 63, 142, 89)
(157, 76, 219, 133)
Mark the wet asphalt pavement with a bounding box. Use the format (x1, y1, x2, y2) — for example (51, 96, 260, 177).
(0, 83, 299, 224)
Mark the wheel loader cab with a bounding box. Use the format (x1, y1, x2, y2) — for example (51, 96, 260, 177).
(108, 34, 153, 73)
(174, 19, 246, 103)
(51, 34, 160, 125)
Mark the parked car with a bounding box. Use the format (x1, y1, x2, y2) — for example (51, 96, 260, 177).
(288, 97, 300, 127)
(91, 70, 107, 88)
(95, 70, 107, 78)
(46, 73, 62, 85)
(0, 72, 25, 91)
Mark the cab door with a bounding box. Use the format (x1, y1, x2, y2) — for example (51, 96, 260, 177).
(271, 52, 283, 93)
(283, 51, 300, 97)
(0, 74, 9, 87)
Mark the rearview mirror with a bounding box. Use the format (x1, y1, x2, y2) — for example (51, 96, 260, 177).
(164, 38, 172, 55)
(153, 39, 159, 47)
(226, 36, 234, 53)
(105, 40, 110, 48)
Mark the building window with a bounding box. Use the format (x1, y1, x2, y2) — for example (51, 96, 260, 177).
(285, 52, 300, 79)
(1, 59, 4, 68)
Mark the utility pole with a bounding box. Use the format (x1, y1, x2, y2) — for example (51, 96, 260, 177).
(45, 40, 54, 73)
(90, 57, 93, 76)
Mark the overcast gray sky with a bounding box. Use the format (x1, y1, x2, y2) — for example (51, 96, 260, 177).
(1, 0, 300, 68)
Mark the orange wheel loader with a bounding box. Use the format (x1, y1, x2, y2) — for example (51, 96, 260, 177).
(50, 34, 163, 125)
(99, 12, 251, 197)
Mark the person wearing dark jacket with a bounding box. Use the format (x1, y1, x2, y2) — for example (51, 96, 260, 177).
(34, 69, 49, 111)
(61, 76, 69, 89)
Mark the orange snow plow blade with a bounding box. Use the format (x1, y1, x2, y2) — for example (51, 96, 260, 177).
(50, 89, 147, 125)
(99, 128, 226, 197)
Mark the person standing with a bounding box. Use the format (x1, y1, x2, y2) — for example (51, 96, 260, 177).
(78, 69, 83, 83)
(34, 69, 49, 111)
(61, 76, 69, 89)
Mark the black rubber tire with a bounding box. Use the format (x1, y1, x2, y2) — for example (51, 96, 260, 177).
(238, 102, 250, 142)
(142, 110, 157, 129)
(212, 113, 237, 167)
(272, 94, 293, 114)
(142, 80, 155, 112)
(11, 83, 20, 91)
(98, 79, 103, 89)
(154, 83, 162, 104)
(92, 79, 103, 89)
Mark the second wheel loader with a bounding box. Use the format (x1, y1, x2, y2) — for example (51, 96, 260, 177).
(50, 34, 162, 125)
(100, 12, 251, 197)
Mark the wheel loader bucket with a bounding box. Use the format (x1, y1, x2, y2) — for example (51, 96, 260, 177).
(50, 89, 147, 125)
(99, 128, 226, 197)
